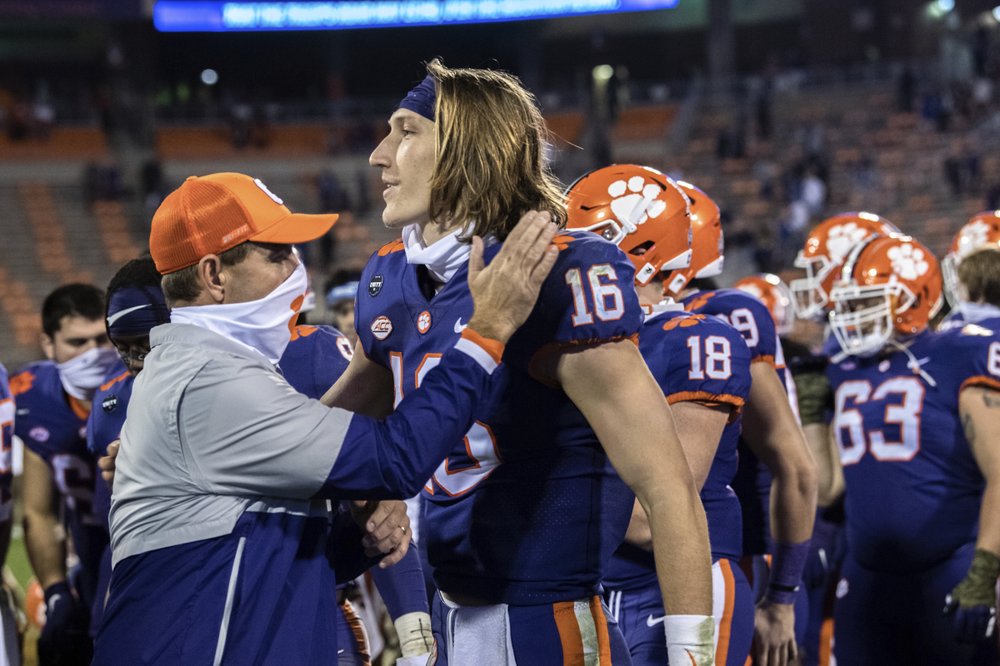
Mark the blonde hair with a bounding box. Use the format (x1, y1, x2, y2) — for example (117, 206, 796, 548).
(958, 246, 1000, 306)
(427, 59, 565, 240)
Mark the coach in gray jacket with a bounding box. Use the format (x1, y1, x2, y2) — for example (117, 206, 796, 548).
(93, 172, 558, 664)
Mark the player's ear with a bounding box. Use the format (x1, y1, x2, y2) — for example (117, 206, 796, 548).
(39, 332, 55, 360)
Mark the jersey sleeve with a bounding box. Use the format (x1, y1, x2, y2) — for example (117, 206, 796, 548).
(657, 316, 752, 417)
(310, 326, 353, 399)
(355, 244, 402, 368)
(517, 233, 643, 383)
(10, 368, 47, 459)
(955, 327, 1000, 394)
(719, 292, 780, 365)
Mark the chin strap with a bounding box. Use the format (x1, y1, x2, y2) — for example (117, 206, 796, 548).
(886, 338, 937, 387)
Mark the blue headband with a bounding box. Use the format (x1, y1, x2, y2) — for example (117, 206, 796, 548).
(106, 286, 170, 339)
(398, 75, 436, 122)
(326, 281, 359, 307)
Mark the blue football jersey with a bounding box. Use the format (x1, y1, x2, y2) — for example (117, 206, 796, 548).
(280, 324, 353, 398)
(12, 360, 109, 607)
(0, 364, 12, 519)
(684, 288, 796, 556)
(356, 230, 641, 604)
(827, 325, 1000, 571)
(87, 361, 133, 533)
(605, 308, 752, 591)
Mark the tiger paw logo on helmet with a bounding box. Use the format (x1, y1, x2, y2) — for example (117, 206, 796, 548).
(608, 176, 668, 226)
(826, 222, 870, 261)
(887, 243, 930, 280)
(959, 219, 992, 253)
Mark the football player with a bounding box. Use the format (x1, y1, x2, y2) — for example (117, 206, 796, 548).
(12, 284, 119, 665)
(826, 233, 1000, 663)
(940, 211, 1000, 330)
(671, 182, 819, 666)
(566, 164, 755, 665)
(0, 363, 17, 666)
(323, 61, 716, 664)
(786, 213, 902, 666)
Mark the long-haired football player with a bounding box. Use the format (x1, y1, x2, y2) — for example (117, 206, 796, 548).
(940, 211, 1000, 330)
(826, 234, 1000, 663)
(322, 61, 716, 664)
(567, 164, 756, 665)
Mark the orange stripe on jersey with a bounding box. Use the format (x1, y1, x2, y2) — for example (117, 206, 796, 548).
(340, 600, 372, 666)
(667, 391, 745, 409)
(9, 371, 35, 397)
(818, 617, 834, 666)
(960, 375, 1000, 393)
(68, 396, 90, 420)
(716, 559, 737, 666)
(553, 601, 583, 665)
(460, 328, 505, 366)
(377, 239, 404, 256)
(588, 596, 613, 665)
(750, 355, 776, 367)
(100, 370, 131, 393)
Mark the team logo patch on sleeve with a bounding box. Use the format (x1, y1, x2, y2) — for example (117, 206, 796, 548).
(371, 315, 393, 340)
(29, 426, 49, 443)
(102, 394, 119, 413)
(417, 310, 432, 334)
(369, 275, 384, 297)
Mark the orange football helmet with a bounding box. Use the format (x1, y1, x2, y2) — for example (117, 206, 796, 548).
(734, 273, 796, 336)
(942, 210, 1000, 306)
(791, 212, 900, 320)
(565, 164, 691, 285)
(829, 235, 942, 356)
(661, 180, 724, 297)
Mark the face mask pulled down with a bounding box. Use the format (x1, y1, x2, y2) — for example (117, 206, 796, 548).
(170, 263, 308, 365)
(58, 347, 122, 401)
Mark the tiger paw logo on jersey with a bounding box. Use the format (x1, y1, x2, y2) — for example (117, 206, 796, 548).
(826, 222, 870, 261)
(887, 243, 929, 280)
(662, 314, 705, 331)
(371, 315, 393, 340)
(608, 176, 669, 228)
(417, 310, 432, 334)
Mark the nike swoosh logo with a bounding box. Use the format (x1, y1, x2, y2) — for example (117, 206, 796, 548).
(454, 318, 467, 333)
(107, 304, 152, 327)
(646, 614, 665, 627)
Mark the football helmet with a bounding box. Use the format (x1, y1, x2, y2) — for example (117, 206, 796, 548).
(565, 164, 691, 285)
(734, 273, 796, 336)
(661, 180, 724, 297)
(829, 235, 942, 357)
(791, 212, 900, 321)
(942, 211, 1000, 306)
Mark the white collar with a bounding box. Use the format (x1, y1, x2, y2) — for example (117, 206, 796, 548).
(402, 224, 471, 283)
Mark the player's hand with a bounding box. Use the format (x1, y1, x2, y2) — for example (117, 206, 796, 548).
(38, 581, 92, 666)
(350, 500, 412, 567)
(943, 548, 1000, 644)
(98, 439, 120, 488)
(753, 599, 798, 666)
(467, 211, 559, 344)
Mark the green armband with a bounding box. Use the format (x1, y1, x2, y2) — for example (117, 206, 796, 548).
(794, 370, 833, 426)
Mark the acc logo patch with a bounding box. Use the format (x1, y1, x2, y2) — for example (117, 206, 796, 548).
(371, 315, 393, 341)
(102, 394, 119, 413)
(417, 310, 432, 334)
(369, 275, 384, 297)
(29, 426, 50, 443)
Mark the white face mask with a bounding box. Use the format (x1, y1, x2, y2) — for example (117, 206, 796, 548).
(402, 224, 472, 283)
(57, 346, 122, 401)
(170, 263, 308, 365)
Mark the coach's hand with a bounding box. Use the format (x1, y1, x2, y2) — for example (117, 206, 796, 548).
(944, 548, 1000, 643)
(467, 211, 559, 344)
(38, 581, 92, 666)
(351, 500, 412, 568)
(98, 439, 119, 488)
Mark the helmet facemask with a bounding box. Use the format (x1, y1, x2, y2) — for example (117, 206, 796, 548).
(829, 279, 914, 357)
(791, 252, 834, 320)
